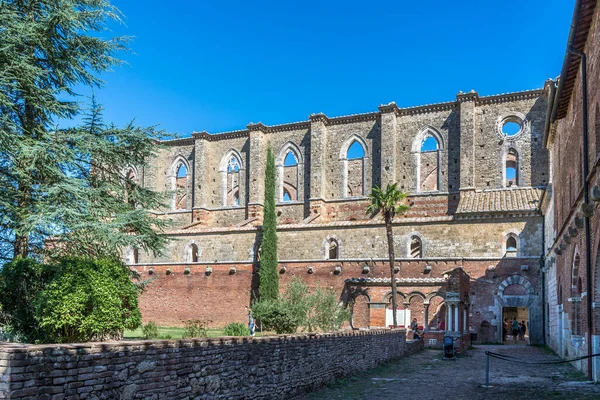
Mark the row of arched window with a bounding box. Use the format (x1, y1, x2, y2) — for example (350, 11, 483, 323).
(126, 232, 521, 265)
(164, 130, 523, 211)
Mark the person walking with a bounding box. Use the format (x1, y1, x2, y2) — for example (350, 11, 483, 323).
(520, 320, 527, 341)
(511, 317, 519, 344)
(502, 318, 508, 342)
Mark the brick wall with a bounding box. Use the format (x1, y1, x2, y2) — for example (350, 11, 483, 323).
(0, 330, 422, 400)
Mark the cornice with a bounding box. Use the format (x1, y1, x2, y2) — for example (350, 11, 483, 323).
(397, 101, 457, 116)
(476, 89, 544, 105)
(164, 87, 545, 145)
(160, 138, 195, 146)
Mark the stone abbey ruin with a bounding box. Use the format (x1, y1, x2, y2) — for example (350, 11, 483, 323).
(126, 85, 550, 346)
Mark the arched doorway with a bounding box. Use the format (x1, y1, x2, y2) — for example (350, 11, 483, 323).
(495, 276, 537, 344)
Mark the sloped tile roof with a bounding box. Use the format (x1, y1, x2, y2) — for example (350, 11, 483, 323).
(456, 187, 543, 214)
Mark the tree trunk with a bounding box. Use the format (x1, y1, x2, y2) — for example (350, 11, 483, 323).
(385, 212, 398, 328)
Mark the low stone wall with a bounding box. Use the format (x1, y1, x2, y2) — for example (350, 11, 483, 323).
(0, 330, 420, 399)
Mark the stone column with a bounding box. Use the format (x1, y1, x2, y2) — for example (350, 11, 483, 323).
(378, 102, 398, 188)
(454, 305, 459, 332)
(247, 123, 267, 222)
(424, 304, 429, 332)
(308, 113, 329, 219)
(191, 132, 210, 224)
(463, 307, 467, 332)
(456, 91, 478, 190)
(447, 305, 452, 332)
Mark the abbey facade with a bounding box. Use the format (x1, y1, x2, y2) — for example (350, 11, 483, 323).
(126, 85, 550, 345)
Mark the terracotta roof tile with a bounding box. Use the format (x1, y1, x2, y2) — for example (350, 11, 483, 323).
(456, 187, 543, 214)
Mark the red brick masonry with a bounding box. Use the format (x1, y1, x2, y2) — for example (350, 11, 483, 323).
(0, 330, 423, 400)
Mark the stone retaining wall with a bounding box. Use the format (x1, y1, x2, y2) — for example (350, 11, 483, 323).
(0, 330, 421, 399)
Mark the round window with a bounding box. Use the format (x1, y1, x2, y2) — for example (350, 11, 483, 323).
(502, 121, 521, 136)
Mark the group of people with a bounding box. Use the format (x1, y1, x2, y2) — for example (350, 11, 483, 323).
(502, 317, 527, 343)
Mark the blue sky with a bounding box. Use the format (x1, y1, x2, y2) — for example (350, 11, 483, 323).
(82, 0, 575, 137)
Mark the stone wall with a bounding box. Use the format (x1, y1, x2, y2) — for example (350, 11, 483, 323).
(0, 330, 422, 400)
(147, 88, 548, 231)
(136, 216, 544, 265)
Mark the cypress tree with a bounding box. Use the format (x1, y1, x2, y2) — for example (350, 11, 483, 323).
(0, 1, 168, 261)
(258, 147, 279, 300)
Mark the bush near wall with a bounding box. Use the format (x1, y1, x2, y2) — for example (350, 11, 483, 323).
(0, 257, 141, 343)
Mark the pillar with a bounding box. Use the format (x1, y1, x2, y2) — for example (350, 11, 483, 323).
(463, 307, 467, 332)
(424, 304, 429, 332)
(308, 113, 329, 218)
(456, 91, 478, 190)
(378, 102, 398, 188)
(246, 123, 266, 221)
(447, 305, 452, 332)
(454, 304, 459, 332)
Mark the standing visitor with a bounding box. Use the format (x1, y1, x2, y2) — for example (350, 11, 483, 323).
(511, 317, 519, 344)
(520, 320, 527, 341)
(247, 307, 255, 337)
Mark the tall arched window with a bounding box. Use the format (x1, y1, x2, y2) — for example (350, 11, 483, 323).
(413, 127, 443, 193)
(410, 236, 422, 258)
(419, 135, 440, 192)
(175, 164, 188, 209)
(219, 150, 244, 207)
(340, 135, 368, 198)
(168, 157, 190, 210)
(276, 143, 303, 203)
(346, 141, 365, 197)
(505, 148, 519, 187)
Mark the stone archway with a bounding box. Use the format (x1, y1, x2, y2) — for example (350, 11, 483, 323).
(494, 275, 540, 344)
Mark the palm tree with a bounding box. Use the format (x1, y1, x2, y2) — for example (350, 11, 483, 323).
(367, 184, 410, 328)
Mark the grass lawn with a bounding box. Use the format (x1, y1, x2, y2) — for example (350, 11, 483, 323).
(123, 326, 271, 340)
(124, 326, 225, 340)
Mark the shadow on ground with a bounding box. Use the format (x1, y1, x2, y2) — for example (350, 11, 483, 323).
(294, 344, 600, 400)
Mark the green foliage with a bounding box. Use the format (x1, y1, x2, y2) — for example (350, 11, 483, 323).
(258, 147, 279, 300)
(142, 321, 159, 339)
(252, 277, 349, 334)
(0, 1, 169, 261)
(0, 257, 142, 343)
(366, 183, 410, 219)
(35, 257, 142, 343)
(306, 286, 351, 333)
(183, 319, 210, 338)
(223, 322, 250, 336)
(0, 258, 56, 342)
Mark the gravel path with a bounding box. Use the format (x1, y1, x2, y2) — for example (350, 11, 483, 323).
(296, 344, 600, 400)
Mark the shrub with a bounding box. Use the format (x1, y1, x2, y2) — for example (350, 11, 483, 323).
(159, 335, 172, 340)
(35, 257, 142, 343)
(252, 277, 350, 334)
(142, 322, 159, 339)
(223, 322, 250, 336)
(0, 258, 56, 342)
(183, 319, 210, 338)
(0, 257, 142, 343)
(252, 277, 309, 334)
(307, 287, 351, 332)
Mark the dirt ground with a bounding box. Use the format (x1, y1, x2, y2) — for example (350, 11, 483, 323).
(295, 344, 600, 400)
